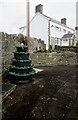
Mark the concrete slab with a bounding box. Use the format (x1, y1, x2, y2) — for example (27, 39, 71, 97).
(2, 83, 17, 102)
(1, 68, 42, 102)
(34, 68, 43, 73)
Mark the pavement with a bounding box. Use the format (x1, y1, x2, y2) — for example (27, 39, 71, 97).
(2, 68, 43, 103)
(2, 83, 17, 102)
(2, 65, 78, 120)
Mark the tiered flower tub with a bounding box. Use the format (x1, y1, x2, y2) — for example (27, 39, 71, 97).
(8, 45, 35, 83)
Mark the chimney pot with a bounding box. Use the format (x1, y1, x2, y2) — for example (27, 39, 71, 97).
(35, 4, 43, 14)
(61, 18, 66, 25)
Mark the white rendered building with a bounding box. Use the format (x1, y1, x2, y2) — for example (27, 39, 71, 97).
(19, 4, 75, 50)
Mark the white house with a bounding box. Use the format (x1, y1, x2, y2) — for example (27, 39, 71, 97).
(75, 1, 78, 43)
(61, 34, 76, 46)
(19, 4, 75, 50)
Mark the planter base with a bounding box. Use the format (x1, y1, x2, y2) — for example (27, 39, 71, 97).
(10, 80, 30, 84)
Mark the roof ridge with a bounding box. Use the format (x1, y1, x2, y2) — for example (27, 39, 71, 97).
(41, 13, 74, 31)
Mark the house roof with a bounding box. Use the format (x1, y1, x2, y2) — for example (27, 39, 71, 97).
(19, 12, 75, 31)
(41, 13, 74, 31)
(62, 34, 74, 39)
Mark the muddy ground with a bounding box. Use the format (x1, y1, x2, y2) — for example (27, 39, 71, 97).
(2, 65, 78, 120)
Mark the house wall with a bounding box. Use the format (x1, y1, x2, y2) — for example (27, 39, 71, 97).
(76, 2, 78, 41)
(30, 13, 48, 50)
(50, 21, 74, 46)
(61, 38, 69, 46)
(19, 12, 75, 49)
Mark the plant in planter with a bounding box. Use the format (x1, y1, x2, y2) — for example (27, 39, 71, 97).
(8, 44, 35, 84)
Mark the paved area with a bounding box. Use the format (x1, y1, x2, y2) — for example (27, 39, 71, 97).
(2, 83, 17, 102)
(2, 68, 43, 103)
(2, 65, 78, 120)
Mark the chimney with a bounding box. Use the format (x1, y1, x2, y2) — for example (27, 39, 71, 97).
(35, 4, 43, 14)
(61, 18, 66, 25)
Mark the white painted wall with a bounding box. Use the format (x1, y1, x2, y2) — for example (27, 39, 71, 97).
(76, 2, 78, 41)
(30, 13, 48, 50)
(50, 21, 74, 46)
(19, 12, 75, 48)
(62, 39, 69, 46)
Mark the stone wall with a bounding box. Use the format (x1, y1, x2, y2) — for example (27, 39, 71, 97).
(0, 32, 19, 76)
(30, 52, 77, 66)
(29, 38, 46, 53)
(0, 32, 77, 78)
(0, 32, 46, 77)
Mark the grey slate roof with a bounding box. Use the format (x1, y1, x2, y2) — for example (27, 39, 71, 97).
(62, 34, 74, 39)
(42, 13, 74, 31)
(19, 12, 75, 31)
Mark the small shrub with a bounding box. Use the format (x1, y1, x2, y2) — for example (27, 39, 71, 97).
(41, 48, 46, 53)
(49, 49, 58, 53)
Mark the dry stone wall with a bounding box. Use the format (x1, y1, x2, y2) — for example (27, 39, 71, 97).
(0, 32, 19, 76)
(0, 32, 77, 78)
(0, 32, 46, 77)
(30, 52, 77, 66)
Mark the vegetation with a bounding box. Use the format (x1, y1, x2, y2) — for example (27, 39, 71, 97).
(14, 51, 29, 54)
(9, 70, 35, 75)
(49, 49, 58, 53)
(57, 46, 78, 48)
(16, 45, 27, 48)
(2, 107, 6, 113)
(12, 59, 30, 62)
(41, 48, 46, 53)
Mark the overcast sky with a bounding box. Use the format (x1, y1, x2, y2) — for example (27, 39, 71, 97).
(0, 0, 78, 34)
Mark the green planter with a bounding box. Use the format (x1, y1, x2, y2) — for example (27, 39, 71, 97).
(8, 45, 35, 84)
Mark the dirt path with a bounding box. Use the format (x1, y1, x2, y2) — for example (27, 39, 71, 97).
(2, 65, 78, 120)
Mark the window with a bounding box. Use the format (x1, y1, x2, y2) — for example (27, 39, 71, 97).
(68, 31, 71, 34)
(63, 39, 68, 43)
(60, 28, 61, 32)
(55, 38, 60, 45)
(63, 29, 66, 33)
(51, 25, 54, 28)
(55, 26, 61, 32)
(56, 26, 59, 29)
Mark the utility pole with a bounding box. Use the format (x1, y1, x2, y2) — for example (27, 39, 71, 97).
(27, 0, 30, 52)
(48, 19, 51, 50)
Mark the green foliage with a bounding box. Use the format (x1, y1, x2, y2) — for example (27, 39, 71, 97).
(37, 62, 41, 64)
(49, 49, 58, 53)
(17, 45, 27, 48)
(30, 70, 35, 74)
(41, 48, 46, 53)
(11, 65, 15, 68)
(2, 107, 6, 113)
(59, 46, 78, 48)
(15, 51, 29, 54)
(20, 60, 23, 62)
(9, 72, 15, 74)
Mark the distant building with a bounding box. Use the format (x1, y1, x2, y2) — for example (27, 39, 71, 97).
(61, 34, 76, 46)
(75, 1, 78, 42)
(19, 4, 75, 50)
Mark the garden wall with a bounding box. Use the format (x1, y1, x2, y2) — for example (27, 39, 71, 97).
(0, 32, 46, 77)
(0, 32, 19, 76)
(0, 32, 77, 78)
(30, 52, 77, 66)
